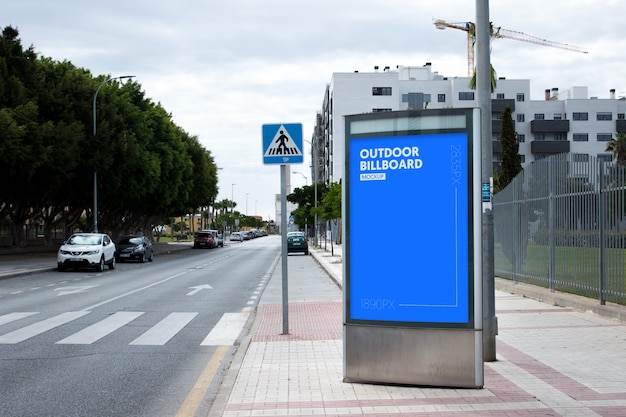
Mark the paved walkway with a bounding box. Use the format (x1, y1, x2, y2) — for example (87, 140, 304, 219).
(210, 242, 626, 417)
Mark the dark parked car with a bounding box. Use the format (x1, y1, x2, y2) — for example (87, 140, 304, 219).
(194, 230, 216, 248)
(116, 235, 153, 262)
(287, 234, 309, 255)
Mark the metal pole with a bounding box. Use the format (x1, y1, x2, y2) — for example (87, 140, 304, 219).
(280, 164, 289, 334)
(476, 0, 497, 361)
(92, 75, 135, 233)
(312, 136, 318, 246)
(231, 183, 236, 215)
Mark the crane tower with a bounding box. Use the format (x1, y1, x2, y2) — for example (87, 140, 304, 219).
(434, 19, 588, 76)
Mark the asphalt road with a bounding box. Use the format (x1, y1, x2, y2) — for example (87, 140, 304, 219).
(0, 235, 281, 417)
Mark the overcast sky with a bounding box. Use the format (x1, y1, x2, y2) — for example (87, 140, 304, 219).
(5, 0, 625, 221)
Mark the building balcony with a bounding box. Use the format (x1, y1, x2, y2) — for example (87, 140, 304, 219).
(616, 119, 626, 133)
(491, 98, 515, 114)
(530, 119, 570, 133)
(492, 119, 515, 134)
(531, 140, 570, 154)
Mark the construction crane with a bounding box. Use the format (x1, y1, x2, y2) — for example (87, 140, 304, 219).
(434, 19, 588, 76)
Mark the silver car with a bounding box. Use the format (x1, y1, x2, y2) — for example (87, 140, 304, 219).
(57, 233, 117, 272)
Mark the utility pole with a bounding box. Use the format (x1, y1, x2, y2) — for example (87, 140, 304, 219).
(476, 0, 497, 361)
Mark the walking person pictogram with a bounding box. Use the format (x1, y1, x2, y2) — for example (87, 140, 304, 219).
(275, 130, 290, 155)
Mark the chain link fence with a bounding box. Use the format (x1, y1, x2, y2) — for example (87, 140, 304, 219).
(494, 153, 626, 305)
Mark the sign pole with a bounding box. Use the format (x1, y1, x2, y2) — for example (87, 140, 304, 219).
(280, 164, 289, 334)
(262, 122, 303, 335)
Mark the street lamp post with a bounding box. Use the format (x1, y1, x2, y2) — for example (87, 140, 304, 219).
(292, 171, 308, 185)
(231, 183, 236, 215)
(92, 75, 135, 233)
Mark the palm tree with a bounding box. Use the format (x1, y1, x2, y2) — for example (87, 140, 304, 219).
(467, 21, 499, 92)
(606, 132, 626, 166)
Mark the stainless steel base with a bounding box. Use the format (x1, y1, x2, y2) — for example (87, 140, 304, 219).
(344, 324, 483, 388)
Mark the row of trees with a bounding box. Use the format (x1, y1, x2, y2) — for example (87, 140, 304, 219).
(287, 181, 341, 239)
(0, 26, 219, 246)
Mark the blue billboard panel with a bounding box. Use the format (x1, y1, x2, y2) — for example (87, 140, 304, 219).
(347, 132, 472, 325)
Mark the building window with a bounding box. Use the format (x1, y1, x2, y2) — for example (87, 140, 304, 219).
(573, 133, 589, 142)
(535, 134, 545, 141)
(372, 87, 392, 96)
(598, 154, 613, 163)
(516, 93, 525, 102)
(573, 154, 589, 162)
(459, 92, 474, 100)
(518, 134, 525, 143)
(596, 112, 613, 121)
(372, 108, 392, 112)
(534, 113, 545, 120)
(437, 93, 446, 102)
(597, 133, 612, 141)
(573, 112, 588, 121)
(554, 113, 562, 120)
(516, 114, 525, 122)
(553, 134, 564, 141)
(618, 113, 625, 120)
(496, 93, 505, 99)
(520, 155, 526, 163)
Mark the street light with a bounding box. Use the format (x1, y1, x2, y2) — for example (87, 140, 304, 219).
(92, 75, 135, 233)
(231, 183, 236, 214)
(304, 137, 318, 246)
(292, 171, 308, 185)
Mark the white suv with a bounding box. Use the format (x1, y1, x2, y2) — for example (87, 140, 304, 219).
(57, 233, 117, 272)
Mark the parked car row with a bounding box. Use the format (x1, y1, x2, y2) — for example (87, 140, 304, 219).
(57, 232, 154, 272)
(230, 229, 268, 242)
(193, 229, 224, 249)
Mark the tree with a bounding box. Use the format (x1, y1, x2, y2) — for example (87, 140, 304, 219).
(466, 22, 499, 93)
(606, 132, 626, 166)
(287, 182, 329, 236)
(496, 106, 522, 192)
(0, 26, 222, 244)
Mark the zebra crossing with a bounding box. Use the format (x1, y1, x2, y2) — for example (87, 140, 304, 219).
(0, 310, 249, 346)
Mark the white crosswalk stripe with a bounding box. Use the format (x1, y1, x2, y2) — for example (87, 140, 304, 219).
(0, 312, 38, 326)
(201, 312, 249, 346)
(0, 311, 90, 344)
(56, 311, 144, 344)
(130, 312, 198, 345)
(0, 311, 247, 347)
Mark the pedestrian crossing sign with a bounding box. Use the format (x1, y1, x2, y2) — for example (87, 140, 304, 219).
(262, 123, 303, 165)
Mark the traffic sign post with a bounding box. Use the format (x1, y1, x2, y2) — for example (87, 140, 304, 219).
(262, 123, 304, 335)
(262, 124, 304, 165)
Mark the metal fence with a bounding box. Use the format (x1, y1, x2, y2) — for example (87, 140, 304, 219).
(493, 153, 626, 306)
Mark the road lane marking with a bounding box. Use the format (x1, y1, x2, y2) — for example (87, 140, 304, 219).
(187, 284, 213, 296)
(56, 311, 143, 344)
(130, 312, 198, 345)
(0, 311, 90, 344)
(82, 271, 187, 310)
(200, 312, 249, 346)
(175, 345, 230, 417)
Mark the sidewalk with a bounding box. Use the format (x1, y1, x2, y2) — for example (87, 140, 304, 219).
(210, 242, 626, 417)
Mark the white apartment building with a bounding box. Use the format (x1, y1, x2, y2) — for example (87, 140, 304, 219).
(312, 63, 626, 186)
